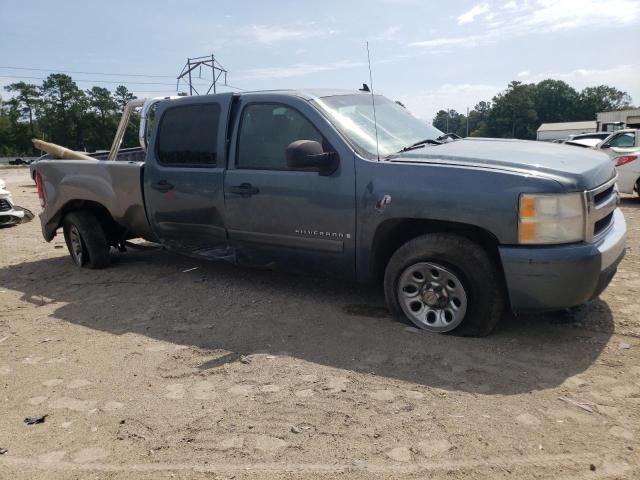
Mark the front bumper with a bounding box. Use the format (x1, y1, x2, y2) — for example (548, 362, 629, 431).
(0, 194, 26, 226)
(499, 209, 626, 312)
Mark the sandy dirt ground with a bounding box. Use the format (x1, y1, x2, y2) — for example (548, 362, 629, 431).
(0, 168, 639, 479)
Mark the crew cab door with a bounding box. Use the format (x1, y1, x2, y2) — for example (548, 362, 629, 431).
(223, 95, 356, 278)
(144, 94, 232, 258)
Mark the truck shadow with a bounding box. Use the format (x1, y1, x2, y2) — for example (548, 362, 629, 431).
(0, 249, 614, 395)
(620, 197, 640, 209)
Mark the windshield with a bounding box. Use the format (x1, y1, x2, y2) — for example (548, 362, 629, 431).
(311, 94, 443, 158)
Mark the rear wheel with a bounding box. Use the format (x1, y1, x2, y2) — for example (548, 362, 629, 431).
(62, 211, 111, 269)
(384, 233, 504, 336)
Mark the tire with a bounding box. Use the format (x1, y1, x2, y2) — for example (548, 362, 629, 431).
(62, 210, 111, 269)
(384, 233, 504, 337)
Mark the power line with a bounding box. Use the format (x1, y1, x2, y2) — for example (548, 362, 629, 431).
(223, 83, 248, 92)
(0, 65, 175, 78)
(0, 74, 248, 92)
(0, 74, 175, 86)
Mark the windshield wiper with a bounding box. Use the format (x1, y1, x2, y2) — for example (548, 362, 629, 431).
(398, 138, 443, 153)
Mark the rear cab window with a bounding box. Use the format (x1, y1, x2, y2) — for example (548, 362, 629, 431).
(157, 104, 221, 167)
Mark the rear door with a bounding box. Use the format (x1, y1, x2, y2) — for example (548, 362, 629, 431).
(223, 94, 357, 279)
(144, 94, 233, 258)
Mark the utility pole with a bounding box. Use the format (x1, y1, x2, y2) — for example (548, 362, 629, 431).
(466, 106, 469, 137)
(177, 54, 228, 95)
(446, 108, 449, 132)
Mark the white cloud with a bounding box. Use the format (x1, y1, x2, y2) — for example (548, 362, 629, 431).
(518, 0, 640, 32)
(502, 1, 519, 9)
(236, 60, 365, 80)
(372, 25, 401, 41)
(518, 70, 531, 77)
(408, 34, 488, 48)
(398, 83, 503, 120)
(240, 24, 336, 44)
(411, 0, 640, 51)
(529, 64, 640, 99)
(458, 3, 490, 24)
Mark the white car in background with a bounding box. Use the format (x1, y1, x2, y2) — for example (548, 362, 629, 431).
(0, 178, 26, 227)
(596, 129, 640, 196)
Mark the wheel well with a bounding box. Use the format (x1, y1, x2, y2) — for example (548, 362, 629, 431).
(57, 200, 121, 245)
(370, 218, 502, 283)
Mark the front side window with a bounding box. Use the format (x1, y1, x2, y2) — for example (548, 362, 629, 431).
(311, 94, 443, 158)
(237, 104, 323, 170)
(157, 104, 220, 166)
(609, 132, 635, 148)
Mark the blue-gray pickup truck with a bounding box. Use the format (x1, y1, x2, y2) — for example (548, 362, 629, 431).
(33, 89, 627, 336)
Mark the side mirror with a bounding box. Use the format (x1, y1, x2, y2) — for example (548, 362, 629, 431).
(600, 143, 610, 149)
(286, 140, 339, 176)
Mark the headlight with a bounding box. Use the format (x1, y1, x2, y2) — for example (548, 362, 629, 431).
(518, 193, 585, 244)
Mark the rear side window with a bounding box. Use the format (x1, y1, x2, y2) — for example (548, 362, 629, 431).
(157, 104, 220, 166)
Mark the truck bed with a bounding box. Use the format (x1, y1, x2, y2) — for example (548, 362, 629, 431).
(37, 158, 155, 242)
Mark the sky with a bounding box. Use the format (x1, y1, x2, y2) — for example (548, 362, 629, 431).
(0, 0, 639, 120)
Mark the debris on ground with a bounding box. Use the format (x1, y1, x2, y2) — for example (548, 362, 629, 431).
(24, 414, 48, 425)
(0, 448, 7, 455)
(558, 396, 595, 413)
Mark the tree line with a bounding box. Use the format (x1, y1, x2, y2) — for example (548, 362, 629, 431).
(0, 74, 635, 156)
(0, 74, 140, 156)
(432, 80, 633, 139)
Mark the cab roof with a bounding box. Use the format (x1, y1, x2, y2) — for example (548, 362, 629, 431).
(236, 89, 371, 100)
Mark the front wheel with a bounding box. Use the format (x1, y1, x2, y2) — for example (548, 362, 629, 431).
(384, 233, 504, 336)
(62, 211, 111, 269)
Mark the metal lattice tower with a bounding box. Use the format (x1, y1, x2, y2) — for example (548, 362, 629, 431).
(177, 54, 228, 96)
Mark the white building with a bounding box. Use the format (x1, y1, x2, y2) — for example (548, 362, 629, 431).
(536, 121, 597, 141)
(597, 108, 640, 132)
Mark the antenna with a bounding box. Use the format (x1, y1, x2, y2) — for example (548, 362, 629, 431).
(366, 42, 380, 161)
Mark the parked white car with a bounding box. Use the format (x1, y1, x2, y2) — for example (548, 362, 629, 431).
(595, 129, 639, 195)
(0, 178, 26, 227)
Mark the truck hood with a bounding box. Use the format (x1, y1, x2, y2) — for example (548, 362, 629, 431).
(391, 137, 615, 191)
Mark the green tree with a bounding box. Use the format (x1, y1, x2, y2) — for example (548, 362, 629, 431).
(3, 81, 41, 138)
(113, 85, 136, 111)
(85, 86, 119, 150)
(468, 101, 491, 137)
(534, 79, 579, 124)
(433, 109, 466, 135)
(39, 74, 87, 149)
(0, 97, 17, 155)
(575, 85, 632, 119)
(487, 81, 538, 139)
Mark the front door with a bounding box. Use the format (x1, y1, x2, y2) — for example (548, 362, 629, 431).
(223, 96, 356, 278)
(602, 130, 637, 159)
(144, 94, 233, 258)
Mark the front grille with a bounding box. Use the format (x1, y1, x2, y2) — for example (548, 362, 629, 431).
(594, 184, 615, 204)
(584, 177, 618, 242)
(0, 199, 11, 212)
(594, 211, 614, 236)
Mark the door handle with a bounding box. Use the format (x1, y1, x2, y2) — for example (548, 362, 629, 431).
(229, 183, 259, 196)
(151, 180, 174, 193)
